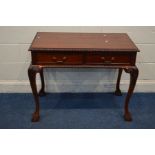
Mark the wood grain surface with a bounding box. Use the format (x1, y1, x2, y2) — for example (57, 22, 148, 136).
(29, 32, 139, 52)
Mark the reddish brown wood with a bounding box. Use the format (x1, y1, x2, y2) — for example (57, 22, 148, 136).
(115, 68, 123, 96)
(124, 67, 139, 121)
(28, 32, 140, 122)
(29, 32, 139, 52)
(39, 68, 46, 97)
(28, 65, 42, 122)
(86, 53, 132, 65)
(32, 52, 83, 65)
(31, 51, 135, 66)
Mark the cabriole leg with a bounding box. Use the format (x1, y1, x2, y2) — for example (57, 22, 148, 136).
(115, 68, 123, 96)
(39, 68, 46, 97)
(124, 66, 139, 121)
(28, 65, 42, 122)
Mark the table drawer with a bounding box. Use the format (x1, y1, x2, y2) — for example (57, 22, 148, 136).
(86, 54, 132, 65)
(32, 53, 83, 65)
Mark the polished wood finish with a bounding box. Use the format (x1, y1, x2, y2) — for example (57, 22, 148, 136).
(28, 32, 139, 122)
(29, 32, 139, 52)
(115, 68, 123, 96)
(124, 67, 139, 121)
(32, 52, 83, 65)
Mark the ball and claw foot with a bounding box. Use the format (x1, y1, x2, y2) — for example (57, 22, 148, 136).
(31, 112, 40, 122)
(114, 89, 122, 96)
(124, 112, 132, 122)
(39, 90, 46, 97)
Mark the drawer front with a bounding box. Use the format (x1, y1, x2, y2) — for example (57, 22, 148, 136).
(32, 53, 83, 65)
(86, 54, 132, 65)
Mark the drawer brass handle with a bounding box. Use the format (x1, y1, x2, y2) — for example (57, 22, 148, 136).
(52, 56, 67, 63)
(111, 57, 115, 61)
(63, 56, 67, 60)
(52, 56, 57, 60)
(101, 57, 105, 60)
(104, 61, 112, 64)
(57, 60, 64, 63)
(100, 56, 115, 64)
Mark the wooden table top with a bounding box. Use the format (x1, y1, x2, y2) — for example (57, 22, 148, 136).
(29, 32, 139, 52)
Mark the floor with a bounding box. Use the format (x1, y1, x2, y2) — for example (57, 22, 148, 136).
(0, 93, 154, 129)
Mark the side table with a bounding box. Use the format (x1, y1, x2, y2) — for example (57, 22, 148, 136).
(28, 32, 139, 122)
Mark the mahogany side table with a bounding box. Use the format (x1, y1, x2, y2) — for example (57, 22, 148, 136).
(28, 32, 139, 122)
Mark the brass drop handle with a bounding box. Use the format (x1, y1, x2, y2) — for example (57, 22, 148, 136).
(63, 56, 67, 60)
(52, 56, 67, 63)
(101, 57, 105, 60)
(111, 57, 115, 61)
(101, 56, 115, 63)
(52, 56, 57, 60)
